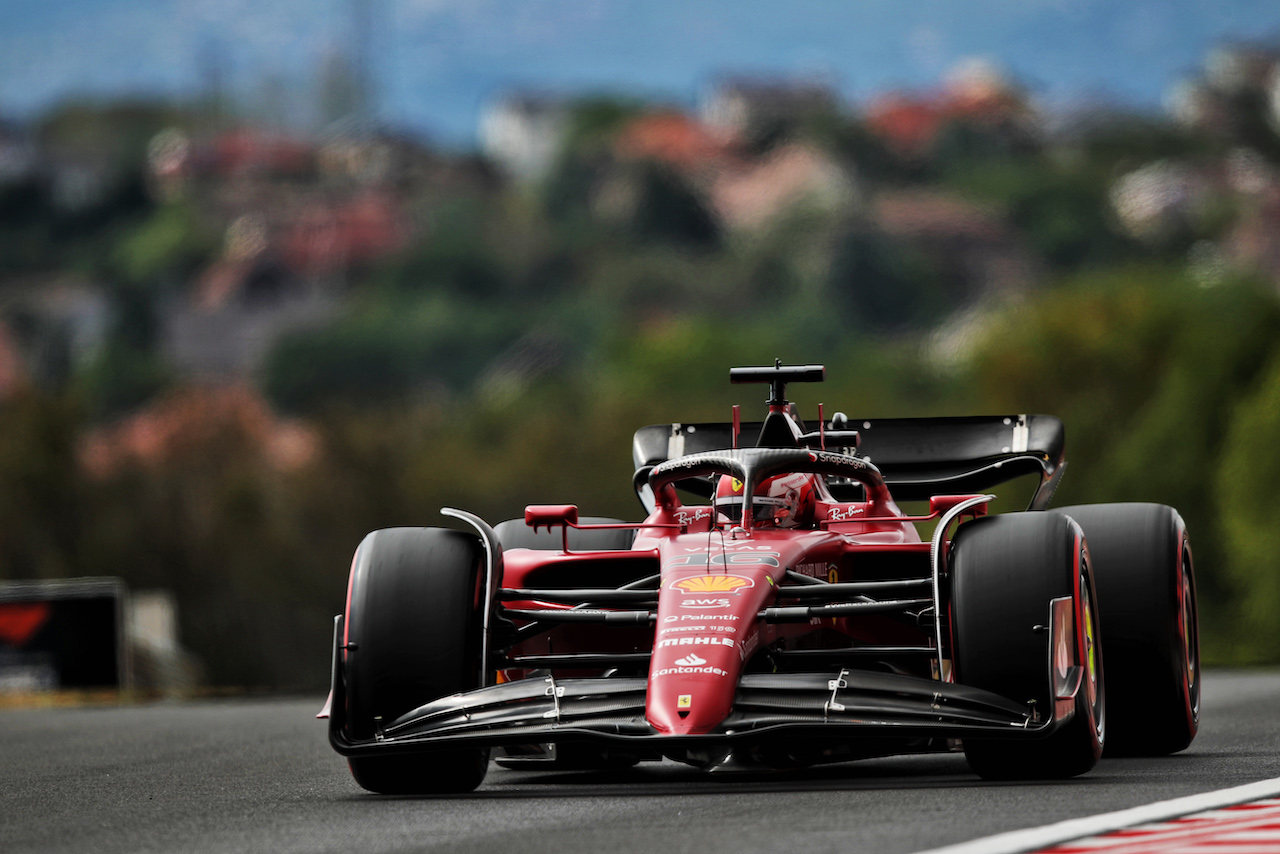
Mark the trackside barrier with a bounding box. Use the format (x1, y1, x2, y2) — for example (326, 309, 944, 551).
(0, 577, 129, 691)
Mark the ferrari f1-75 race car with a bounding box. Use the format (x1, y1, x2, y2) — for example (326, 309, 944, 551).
(320, 363, 1200, 793)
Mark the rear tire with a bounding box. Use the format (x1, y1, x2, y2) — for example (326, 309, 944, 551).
(1053, 503, 1199, 756)
(343, 527, 490, 794)
(951, 512, 1104, 780)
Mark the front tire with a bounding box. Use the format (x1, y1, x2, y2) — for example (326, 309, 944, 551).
(1053, 503, 1199, 756)
(343, 527, 490, 794)
(951, 512, 1104, 780)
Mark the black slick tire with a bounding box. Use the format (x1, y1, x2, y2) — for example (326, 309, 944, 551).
(1053, 503, 1199, 756)
(343, 527, 490, 794)
(951, 512, 1105, 780)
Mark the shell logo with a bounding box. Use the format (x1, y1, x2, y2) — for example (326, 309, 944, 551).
(672, 575, 754, 593)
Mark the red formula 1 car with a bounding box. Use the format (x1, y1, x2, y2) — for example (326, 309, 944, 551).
(320, 363, 1200, 794)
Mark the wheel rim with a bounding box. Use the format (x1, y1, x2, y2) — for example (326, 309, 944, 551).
(1180, 544, 1200, 719)
(1082, 581, 1099, 710)
(1182, 572, 1194, 688)
(1078, 545, 1103, 740)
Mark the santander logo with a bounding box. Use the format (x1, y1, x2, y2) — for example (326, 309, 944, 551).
(674, 653, 707, 667)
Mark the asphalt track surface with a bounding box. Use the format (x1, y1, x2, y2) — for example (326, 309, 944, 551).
(3, 670, 1279, 854)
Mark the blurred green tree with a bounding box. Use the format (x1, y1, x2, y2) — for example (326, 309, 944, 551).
(943, 159, 1137, 269)
(0, 392, 83, 581)
(1217, 351, 1280, 661)
(963, 267, 1280, 657)
(827, 226, 947, 330)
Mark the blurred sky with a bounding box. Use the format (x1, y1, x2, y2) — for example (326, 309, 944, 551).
(4, 0, 1280, 146)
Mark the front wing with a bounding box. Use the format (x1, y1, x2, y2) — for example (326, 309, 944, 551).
(326, 621, 1083, 758)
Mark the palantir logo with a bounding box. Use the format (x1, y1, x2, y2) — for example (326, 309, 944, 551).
(674, 653, 707, 667)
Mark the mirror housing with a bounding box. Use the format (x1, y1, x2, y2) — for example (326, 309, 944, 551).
(929, 495, 989, 518)
(524, 504, 579, 531)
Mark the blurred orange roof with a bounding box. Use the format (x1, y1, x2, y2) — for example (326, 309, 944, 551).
(865, 95, 946, 155)
(615, 112, 736, 170)
(866, 75, 1028, 155)
(206, 129, 314, 177)
(281, 191, 408, 273)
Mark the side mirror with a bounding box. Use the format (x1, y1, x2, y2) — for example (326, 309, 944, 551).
(524, 504, 579, 532)
(929, 495, 989, 518)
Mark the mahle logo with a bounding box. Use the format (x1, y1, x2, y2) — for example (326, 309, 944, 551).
(672, 575, 753, 594)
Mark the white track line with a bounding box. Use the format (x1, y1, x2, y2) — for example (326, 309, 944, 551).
(912, 776, 1280, 854)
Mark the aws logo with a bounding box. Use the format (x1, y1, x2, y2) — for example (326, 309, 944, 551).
(671, 575, 754, 594)
(679, 597, 731, 609)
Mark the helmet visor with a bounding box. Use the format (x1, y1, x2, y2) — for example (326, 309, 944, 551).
(713, 495, 788, 525)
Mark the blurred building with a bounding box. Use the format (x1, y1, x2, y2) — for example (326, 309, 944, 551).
(866, 58, 1037, 158)
(710, 142, 857, 230)
(1110, 160, 1214, 242)
(0, 279, 108, 390)
(699, 77, 839, 139)
(144, 122, 444, 380)
(1205, 43, 1280, 95)
(873, 188, 1039, 297)
(1167, 42, 1280, 134)
(611, 110, 857, 232)
(480, 94, 569, 181)
(0, 119, 37, 184)
(163, 270, 339, 380)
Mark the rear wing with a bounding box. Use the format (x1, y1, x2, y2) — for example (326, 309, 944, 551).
(632, 414, 1065, 509)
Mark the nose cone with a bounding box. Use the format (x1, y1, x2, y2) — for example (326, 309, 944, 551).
(647, 642, 738, 734)
(646, 567, 774, 734)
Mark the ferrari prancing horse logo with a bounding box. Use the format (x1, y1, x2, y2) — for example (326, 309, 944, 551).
(671, 575, 754, 593)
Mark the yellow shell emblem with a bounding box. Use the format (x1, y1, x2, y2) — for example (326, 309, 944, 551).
(673, 575, 753, 593)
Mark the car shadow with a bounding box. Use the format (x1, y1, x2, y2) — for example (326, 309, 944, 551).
(335, 751, 1121, 801)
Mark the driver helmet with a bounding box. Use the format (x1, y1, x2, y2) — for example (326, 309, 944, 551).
(714, 472, 817, 528)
